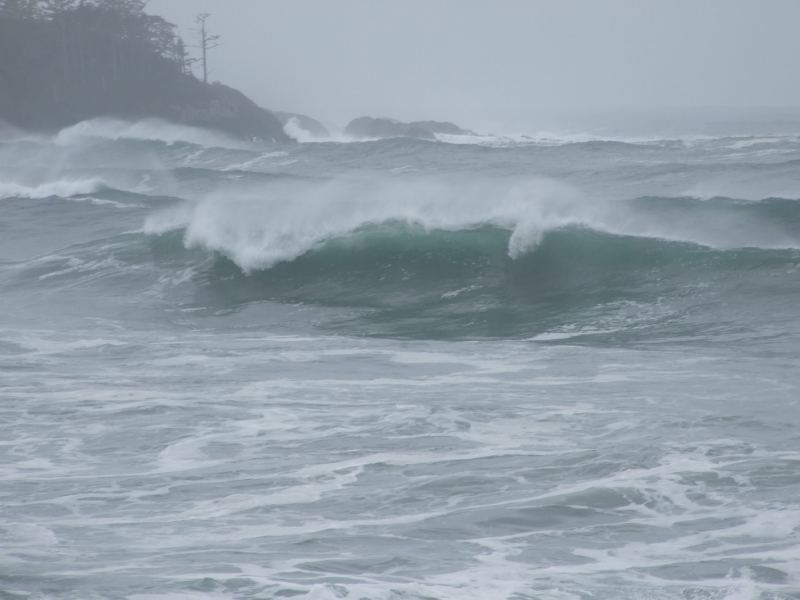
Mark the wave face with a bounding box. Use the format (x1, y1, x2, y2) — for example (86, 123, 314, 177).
(144, 176, 800, 269)
(53, 117, 248, 148)
(174, 222, 800, 339)
(133, 172, 800, 339)
(3, 119, 800, 600)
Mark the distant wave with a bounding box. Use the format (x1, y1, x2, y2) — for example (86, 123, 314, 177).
(289, 129, 800, 153)
(285, 127, 703, 148)
(435, 131, 800, 150)
(54, 118, 249, 149)
(0, 177, 108, 199)
(8, 116, 800, 153)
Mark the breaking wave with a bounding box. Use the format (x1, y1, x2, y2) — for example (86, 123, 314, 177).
(54, 117, 249, 148)
(0, 177, 109, 199)
(14, 211, 796, 340)
(283, 117, 324, 143)
(143, 175, 800, 272)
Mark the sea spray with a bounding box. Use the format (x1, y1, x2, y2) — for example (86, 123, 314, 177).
(143, 175, 800, 272)
(0, 177, 108, 199)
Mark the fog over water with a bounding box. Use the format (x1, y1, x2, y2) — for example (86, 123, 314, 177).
(149, 0, 800, 132)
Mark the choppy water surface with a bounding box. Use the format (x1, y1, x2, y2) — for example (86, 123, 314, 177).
(1, 119, 800, 600)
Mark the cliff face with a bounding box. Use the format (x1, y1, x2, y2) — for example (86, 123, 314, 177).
(0, 14, 290, 142)
(344, 117, 474, 140)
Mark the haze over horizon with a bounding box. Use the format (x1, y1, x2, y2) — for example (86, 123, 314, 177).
(148, 0, 800, 134)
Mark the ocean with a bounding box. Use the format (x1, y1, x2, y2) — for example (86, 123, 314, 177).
(1, 118, 799, 600)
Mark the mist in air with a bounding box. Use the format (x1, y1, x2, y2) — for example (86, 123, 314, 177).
(150, 0, 800, 133)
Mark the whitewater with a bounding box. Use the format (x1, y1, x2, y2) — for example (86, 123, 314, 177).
(1, 118, 799, 600)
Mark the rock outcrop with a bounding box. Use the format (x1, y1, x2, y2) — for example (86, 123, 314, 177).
(344, 116, 474, 140)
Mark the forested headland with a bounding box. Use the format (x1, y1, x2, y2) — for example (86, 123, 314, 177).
(0, 0, 290, 141)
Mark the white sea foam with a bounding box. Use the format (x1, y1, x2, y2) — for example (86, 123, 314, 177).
(54, 117, 248, 149)
(0, 177, 108, 199)
(283, 117, 325, 143)
(129, 594, 235, 600)
(435, 130, 714, 148)
(143, 176, 582, 271)
(3, 322, 797, 599)
(221, 151, 290, 172)
(3, 329, 128, 356)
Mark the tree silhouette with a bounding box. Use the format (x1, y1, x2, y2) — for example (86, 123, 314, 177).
(194, 13, 220, 85)
(0, 0, 290, 140)
(38, 0, 79, 18)
(174, 37, 196, 75)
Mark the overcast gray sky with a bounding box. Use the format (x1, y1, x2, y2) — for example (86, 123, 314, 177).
(147, 0, 800, 133)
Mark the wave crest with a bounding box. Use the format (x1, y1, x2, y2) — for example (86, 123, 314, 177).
(283, 117, 322, 143)
(54, 118, 247, 149)
(143, 175, 800, 273)
(143, 176, 581, 271)
(0, 177, 108, 199)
